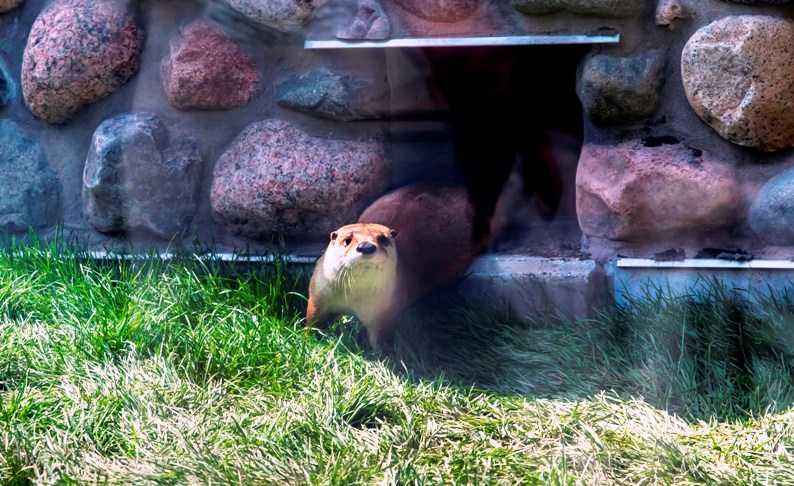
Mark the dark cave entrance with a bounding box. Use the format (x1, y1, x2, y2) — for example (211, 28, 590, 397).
(387, 44, 587, 257)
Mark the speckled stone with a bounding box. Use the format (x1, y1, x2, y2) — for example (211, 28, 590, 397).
(512, 0, 644, 17)
(220, 0, 329, 32)
(162, 21, 260, 111)
(82, 113, 203, 239)
(576, 138, 739, 241)
(0, 0, 23, 13)
(21, 0, 143, 124)
(656, 0, 689, 29)
(0, 120, 61, 232)
(393, 0, 482, 22)
(211, 119, 390, 240)
(682, 16, 794, 152)
(276, 68, 387, 121)
(337, 0, 390, 40)
(750, 168, 794, 245)
(577, 50, 666, 126)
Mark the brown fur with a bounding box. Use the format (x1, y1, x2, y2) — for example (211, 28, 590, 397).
(306, 184, 483, 349)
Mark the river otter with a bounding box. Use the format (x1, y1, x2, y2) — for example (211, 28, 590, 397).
(307, 185, 485, 349)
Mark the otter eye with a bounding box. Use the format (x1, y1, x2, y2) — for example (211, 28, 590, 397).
(344, 237, 353, 246)
(377, 234, 391, 247)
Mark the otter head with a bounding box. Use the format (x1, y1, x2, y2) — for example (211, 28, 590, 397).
(322, 223, 399, 300)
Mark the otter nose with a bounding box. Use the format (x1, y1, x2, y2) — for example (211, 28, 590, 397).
(357, 242, 377, 255)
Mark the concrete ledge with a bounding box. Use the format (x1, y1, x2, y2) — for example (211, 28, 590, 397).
(457, 255, 611, 320)
(612, 258, 794, 305)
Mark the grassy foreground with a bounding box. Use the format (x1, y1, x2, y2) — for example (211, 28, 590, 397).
(3, 246, 794, 484)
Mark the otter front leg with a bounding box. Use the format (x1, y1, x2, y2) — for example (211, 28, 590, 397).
(365, 313, 399, 353)
(306, 297, 338, 330)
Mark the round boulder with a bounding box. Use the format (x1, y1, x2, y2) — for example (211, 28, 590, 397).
(82, 113, 203, 239)
(749, 168, 794, 246)
(393, 0, 482, 22)
(682, 16, 794, 152)
(211, 119, 389, 240)
(219, 0, 329, 32)
(22, 0, 143, 124)
(162, 21, 260, 111)
(576, 137, 739, 241)
(577, 50, 666, 126)
(0, 121, 61, 232)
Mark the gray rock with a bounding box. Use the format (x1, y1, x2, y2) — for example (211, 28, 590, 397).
(0, 121, 61, 232)
(577, 50, 666, 126)
(512, 0, 644, 17)
(750, 168, 794, 246)
(82, 113, 203, 239)
(276, 68, 387, 121)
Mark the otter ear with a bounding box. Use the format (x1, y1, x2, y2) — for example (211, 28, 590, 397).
(390, 229, 398, 239)
(330, 232, 338, 241)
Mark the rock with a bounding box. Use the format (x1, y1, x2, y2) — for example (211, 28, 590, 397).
(276, 68, 387, 121)
(219, 0, 329, 32)
(577, 50, 666, 126)
(656, 0, 689, 30)
(161, 21, 259, 111)
(82, 113, 203, 239)
(0, 121, 61, 232)
(749, 168, 794, 246)
(0, 58, 14, 109)
(211, 119, 389, 240)
(393, 0, 482, 22)
(512, 0, 644, 17)
(337, 0, 390, 40)
(21, 0, 143, 124)
(682, 16, 794, 152)
(0, 0, 22, 13)
(576, 138, 739, 241)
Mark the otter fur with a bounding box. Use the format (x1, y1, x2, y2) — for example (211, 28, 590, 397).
(307, 184, 485, 349)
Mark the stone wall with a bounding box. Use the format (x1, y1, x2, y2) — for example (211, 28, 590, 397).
(0, 0, 793, 261)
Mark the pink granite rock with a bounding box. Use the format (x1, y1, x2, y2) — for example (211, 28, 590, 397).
(655, 0, 689, 29)
(682, 16, 794, 152)
(576, 138, 740, 241)
(393, 0, 482, 22)
(162, 21, 260, 111)
(0, 0, 23, 13)
(21, 0, 143, 124)
(211, 119, 390, 240)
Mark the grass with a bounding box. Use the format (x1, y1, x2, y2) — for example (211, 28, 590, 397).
(2, 244, 794, 484)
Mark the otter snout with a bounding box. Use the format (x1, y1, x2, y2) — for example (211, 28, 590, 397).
(357, 241, 377, 255)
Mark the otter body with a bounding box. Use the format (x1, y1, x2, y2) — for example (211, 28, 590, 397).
(307, 185, 484, 348)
